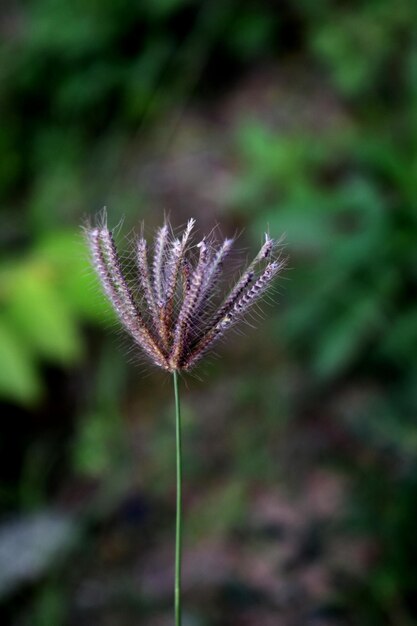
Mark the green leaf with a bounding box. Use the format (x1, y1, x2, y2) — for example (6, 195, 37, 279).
(7, 266, 83, 366)
(36, 230, 116, 324)
(0, 318, 42, 406)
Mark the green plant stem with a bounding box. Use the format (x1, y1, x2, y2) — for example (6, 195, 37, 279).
(173, 370, 182, 626)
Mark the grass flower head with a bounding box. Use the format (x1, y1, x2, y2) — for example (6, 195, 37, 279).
(86, 216, 285, 372)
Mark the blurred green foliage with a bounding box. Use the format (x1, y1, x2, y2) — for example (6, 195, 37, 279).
(0, 232, 111, 405)
(1, 0, 417, 624)
(234, 123, 417, 386)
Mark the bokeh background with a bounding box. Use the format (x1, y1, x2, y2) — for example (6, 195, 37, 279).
(1, 1, 417, 625)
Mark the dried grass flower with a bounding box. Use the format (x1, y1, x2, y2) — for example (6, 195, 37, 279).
(86, 216, 285, 372)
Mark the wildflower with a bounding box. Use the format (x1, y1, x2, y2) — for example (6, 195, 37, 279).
(86, 217, 285, 371)
(85, 214, 285, 626)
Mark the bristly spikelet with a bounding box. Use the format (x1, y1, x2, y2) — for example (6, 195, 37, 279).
(86, 218, 285, 372)
(153, 224, 169, 308)
(87, 226, 169, 369)
(136, 237, 158, 319)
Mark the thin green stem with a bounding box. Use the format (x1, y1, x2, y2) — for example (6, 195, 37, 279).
(173, 370, 182, 626)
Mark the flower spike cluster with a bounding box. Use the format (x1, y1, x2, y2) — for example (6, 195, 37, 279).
(86, 218, 284, 372)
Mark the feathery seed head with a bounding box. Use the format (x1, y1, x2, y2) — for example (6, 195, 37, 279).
(86, 218, 285, 372)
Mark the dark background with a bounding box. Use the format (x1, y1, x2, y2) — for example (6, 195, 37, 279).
(1, 1, 417, 624)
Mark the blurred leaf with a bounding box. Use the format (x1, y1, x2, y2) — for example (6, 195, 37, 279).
(237, 124, 313, 187)
(7, 265, 83, 366)
(25, 0, 114, 60)
(312, 11, 392, 97)
(0, 317, 42, 406)
(313, 295, 383, 378)
(35, 230, 115, 323)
